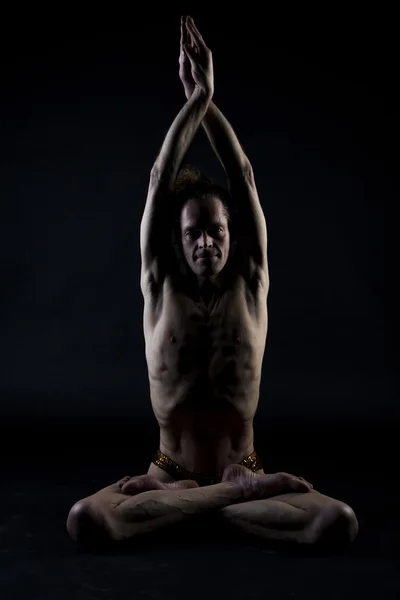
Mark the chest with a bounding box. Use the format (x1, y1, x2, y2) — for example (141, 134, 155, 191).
(143, 274, 268, 384)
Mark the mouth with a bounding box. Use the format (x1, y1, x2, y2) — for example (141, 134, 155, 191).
(196, 254, 218, 260)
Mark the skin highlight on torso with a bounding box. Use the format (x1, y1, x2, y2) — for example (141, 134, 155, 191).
(144, 246, 268, 478)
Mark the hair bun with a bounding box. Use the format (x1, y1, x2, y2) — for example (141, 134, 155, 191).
(174, 164, 211, 193)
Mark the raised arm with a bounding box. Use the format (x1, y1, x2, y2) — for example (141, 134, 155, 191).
(180, 17, 250, 180)
(151, 86, 212, 186)
(180, 16, 268, 282)
(140, 33, 214, 290)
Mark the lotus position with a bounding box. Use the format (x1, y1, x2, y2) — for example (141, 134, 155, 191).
(66, 16, 358, 551)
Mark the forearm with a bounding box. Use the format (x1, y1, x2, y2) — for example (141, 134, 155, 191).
(200, 100, 250, 175)
(152, 87, 212, 187)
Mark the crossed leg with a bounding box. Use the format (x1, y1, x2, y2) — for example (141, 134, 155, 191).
(66, 476, 243, 547)
(218, 489, 359, 550)
(66, 466, 358, 552)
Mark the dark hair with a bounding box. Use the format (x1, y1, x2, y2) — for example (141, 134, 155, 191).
(170, 164, 238, 279)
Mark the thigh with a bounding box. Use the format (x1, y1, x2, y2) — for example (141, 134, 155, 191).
(268, 489, 349, 514)
(79, 473, 152, 516)
(82, 476, 222, 544)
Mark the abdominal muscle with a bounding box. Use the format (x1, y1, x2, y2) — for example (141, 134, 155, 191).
(143, 269, 268, 481)
(150, 411, 256, 478)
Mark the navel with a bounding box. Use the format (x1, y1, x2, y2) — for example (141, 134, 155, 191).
(169, 334, 177, 345)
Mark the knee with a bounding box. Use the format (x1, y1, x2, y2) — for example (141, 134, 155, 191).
(312, 503, 359, 549)
(66, 500, 111, 547)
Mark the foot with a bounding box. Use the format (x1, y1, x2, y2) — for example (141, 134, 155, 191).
(117, 474, 199, 495)
(222, 464, 313, 501)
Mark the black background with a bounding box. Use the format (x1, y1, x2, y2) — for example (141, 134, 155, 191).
(0, 9, 392, 475)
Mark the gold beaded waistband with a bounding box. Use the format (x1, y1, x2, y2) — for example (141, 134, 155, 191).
(152, 449, 263, 486)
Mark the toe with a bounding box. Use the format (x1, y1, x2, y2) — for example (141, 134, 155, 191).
(121, 475, 163, 494)
(298, 476, 314, 488)
(117, 475, 132, 488)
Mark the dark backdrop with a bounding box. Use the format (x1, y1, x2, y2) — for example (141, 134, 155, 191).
(0, 11, 392, 475)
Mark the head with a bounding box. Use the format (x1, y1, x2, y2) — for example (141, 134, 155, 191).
(170, 165, 238, 286)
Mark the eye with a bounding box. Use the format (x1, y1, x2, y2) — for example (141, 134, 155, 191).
(184, 227, 224, 238)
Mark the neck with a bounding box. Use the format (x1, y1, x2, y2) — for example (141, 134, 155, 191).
(198, 277, 218, 290)
(196, 277, 227, 311)
(197, 276, 222, 297)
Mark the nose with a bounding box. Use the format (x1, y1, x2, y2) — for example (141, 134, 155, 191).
(199, 232, 213, 248)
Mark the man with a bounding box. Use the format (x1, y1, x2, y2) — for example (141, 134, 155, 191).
(66, 16, 358, 550)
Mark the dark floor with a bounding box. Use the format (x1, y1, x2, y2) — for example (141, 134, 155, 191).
(0, 419, 399, 600)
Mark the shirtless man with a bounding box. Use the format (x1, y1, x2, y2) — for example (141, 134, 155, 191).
(66, 16, 358, 551)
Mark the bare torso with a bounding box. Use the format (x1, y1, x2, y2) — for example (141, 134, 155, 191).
(144, 259, 268, 479)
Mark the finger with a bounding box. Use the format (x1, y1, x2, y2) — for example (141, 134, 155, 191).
(186, 17, 199, 42)
(180, 16, 184, 50)
(293, 479, 313, 492)
(299, 477, 313, 488)
(186, 18, 206, 53)
(181, 17, 190, 56)
(121, 475, 162, 494)
(185, 19, 199, 54)
(187, 16, 206, 47)
(189, 33, 199, 55)
(188, 16, 204, 40)
(117, 475, 131, 488)
(181, 16, 190, 49)
(184, 43, 198, 65)
(277, 473, 312, 493)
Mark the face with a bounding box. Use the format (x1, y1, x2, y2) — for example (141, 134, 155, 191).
(180, 196, 230, 282)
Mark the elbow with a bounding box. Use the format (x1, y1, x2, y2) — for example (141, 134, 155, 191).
(150, 163, 161, 181)
(150, 161, 176, 187)
(149, 164, 170, 189)
(243, 160, 254, 181)
(240, 159, 255, 186)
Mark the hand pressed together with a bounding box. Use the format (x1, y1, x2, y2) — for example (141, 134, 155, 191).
(179, 15, 214, 99)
